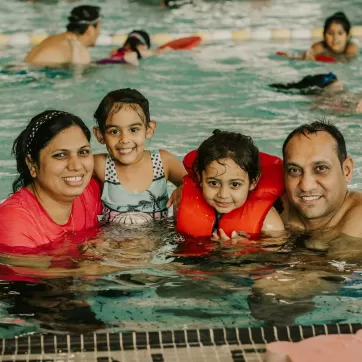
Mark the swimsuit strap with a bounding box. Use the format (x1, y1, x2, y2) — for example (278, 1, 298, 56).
(150, 150, 165, 181)
(104, 156, 120, 185)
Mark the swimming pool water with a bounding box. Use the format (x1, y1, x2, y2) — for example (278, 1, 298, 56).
(1, 0, 362, 338)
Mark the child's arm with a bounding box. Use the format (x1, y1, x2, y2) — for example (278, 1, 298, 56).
(302, 41, 325, 60)
(123, 52, 139, 66)
(261, 207, 285, 232)
(160, 150, 187, 187)
(93, 154, 107, 184)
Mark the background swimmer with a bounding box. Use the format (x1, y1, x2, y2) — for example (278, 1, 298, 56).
(269, 72, 362, 113)
(25, 5, 101, 67)
(276, 12, 359, 62)
(269, 72, 343, 94)
(304, 12, 359, 61)
(98, 30, 165, 66)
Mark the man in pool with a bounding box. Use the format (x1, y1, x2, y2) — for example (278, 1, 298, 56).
(281, 120, 362, 250)
(25, 5, 101, 66)
(168, 121, 362, 246)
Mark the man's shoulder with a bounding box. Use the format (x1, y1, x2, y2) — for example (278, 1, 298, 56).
(26, 33, 71, 64)
(346, 190, 362, 208)
(339, 191, 362, 235)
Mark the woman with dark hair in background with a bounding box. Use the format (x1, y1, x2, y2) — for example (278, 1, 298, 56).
(0, 110, 102, 255)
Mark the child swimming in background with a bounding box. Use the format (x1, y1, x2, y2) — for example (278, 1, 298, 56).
(269, 72, 343, 93)
(304, 12, 359, 61)
(269, 72, 362, 113)
(97, 30, 163, 66)
(279, 12, 359, 62)
(176, 130, 285, 240)
(93, 88, 186, 225)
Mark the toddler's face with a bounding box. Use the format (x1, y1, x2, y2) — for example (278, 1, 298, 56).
(201, 158, 256, 214)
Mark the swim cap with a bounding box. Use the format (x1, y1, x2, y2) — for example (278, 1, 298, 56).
(127, 30, 151, 49)
(68, 5, 101, 25)
(319, 72, 338, 87)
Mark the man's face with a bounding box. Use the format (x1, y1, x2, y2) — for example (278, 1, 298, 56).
(284, 131, 353, 223)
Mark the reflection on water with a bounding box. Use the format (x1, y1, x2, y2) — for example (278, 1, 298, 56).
(0, 220, 361, 337)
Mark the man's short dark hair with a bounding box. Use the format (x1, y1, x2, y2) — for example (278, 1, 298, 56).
(282, 120, 347, 167)
(66, 5, 101, 35)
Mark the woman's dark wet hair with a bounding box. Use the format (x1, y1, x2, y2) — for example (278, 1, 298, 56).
(123, 30, 151, 59)
(94, 88, 151, 134)
(66, 5, 101, 35)
(193, 129, 260, 185)
(282, 120, 347, 167)
(324, 12, 351, 35)
(269, 72, 338, 94)
(12, 110, 91, 193)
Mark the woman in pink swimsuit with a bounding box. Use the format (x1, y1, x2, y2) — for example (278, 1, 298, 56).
(0, 110, 102, 255)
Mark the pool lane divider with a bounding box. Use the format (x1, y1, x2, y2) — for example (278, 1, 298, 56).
(1, 26, 362, 46)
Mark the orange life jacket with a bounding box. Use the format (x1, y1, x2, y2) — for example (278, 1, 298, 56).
(176, 151, 284, 238)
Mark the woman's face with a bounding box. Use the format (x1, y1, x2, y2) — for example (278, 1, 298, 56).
(30, 126, 94, 202)
(324, 22, 349, 54)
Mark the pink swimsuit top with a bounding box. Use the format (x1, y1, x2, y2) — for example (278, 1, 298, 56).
(96, 48, 127, 64)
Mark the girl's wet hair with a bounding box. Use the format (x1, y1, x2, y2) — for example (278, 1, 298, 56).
(12, 110, 91, 193)
(66, 5, 101, 35)
(94, 88, 151, 134)
(193, 129, 260, 184)
(269, 72, 338, 94)
(324, 12, 351, 35)
(123, 30, 151, 59)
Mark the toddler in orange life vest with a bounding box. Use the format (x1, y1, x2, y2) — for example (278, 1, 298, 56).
(176, 129, 285, 241)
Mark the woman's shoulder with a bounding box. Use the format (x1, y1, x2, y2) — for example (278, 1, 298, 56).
(0, 189, 42, 249)
(84, 177, 102, 195)
(0, 188, 34, 213)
